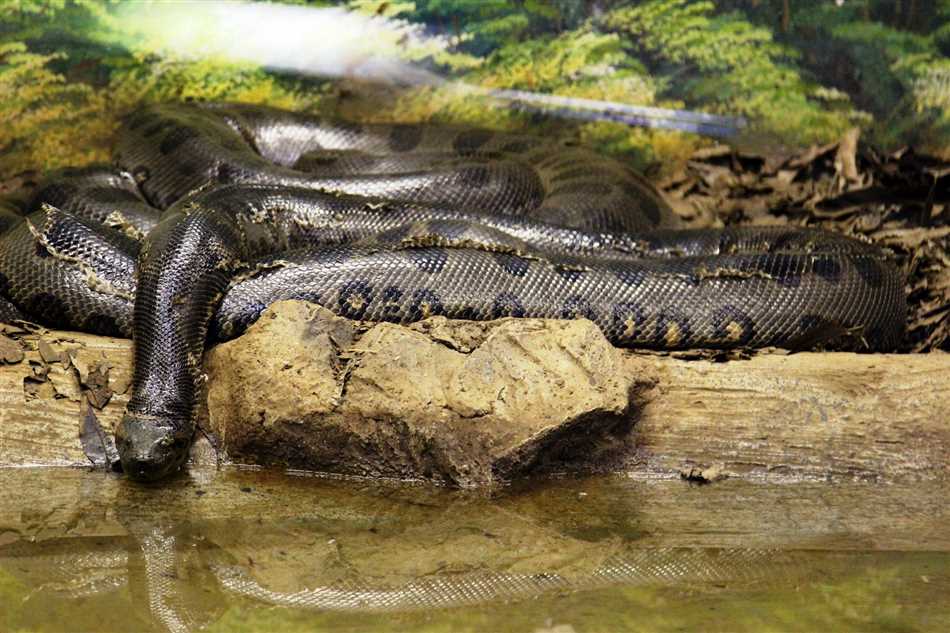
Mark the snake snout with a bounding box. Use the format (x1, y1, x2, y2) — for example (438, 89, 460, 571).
(116, 414, 191, 482)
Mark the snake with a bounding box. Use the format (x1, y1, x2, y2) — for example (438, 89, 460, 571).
(0, 102, 906, 482)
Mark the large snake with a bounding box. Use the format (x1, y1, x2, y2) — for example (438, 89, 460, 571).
(0, 103, 905, 481)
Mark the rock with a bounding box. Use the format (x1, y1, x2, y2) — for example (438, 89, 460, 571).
(0, 334, 24, 364)
(204, 301, 644, 487)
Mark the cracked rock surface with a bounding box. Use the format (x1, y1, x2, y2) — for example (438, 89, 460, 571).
(204, 301, 644, 487)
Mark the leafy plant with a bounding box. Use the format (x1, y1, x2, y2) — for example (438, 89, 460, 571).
(1, 0, 947, 182)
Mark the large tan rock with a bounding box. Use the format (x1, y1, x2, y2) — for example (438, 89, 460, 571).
(204, 301, 642, 487)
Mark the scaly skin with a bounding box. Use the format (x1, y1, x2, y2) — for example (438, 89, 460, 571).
(0, 103, 906, 481)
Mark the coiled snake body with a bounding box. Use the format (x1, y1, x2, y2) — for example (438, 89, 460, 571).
(0, 103, 905, 481)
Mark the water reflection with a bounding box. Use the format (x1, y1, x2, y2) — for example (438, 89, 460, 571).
(0, 468, 947, 632)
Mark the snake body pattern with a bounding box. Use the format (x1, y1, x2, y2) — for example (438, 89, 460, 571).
(0, 103, 905, 481)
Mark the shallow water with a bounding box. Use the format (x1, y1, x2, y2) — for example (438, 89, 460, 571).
(0, 468, 947, 633)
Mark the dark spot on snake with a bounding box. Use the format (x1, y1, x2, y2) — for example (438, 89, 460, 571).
(249, 235, 274, 253)
(176, 159, 205, 178)
(407, 248, 448, 273)
(125, 111, 156, 131)
(31, 182, 79, 209)
(24, 292, 69, 326)
(550, 181, 613, 198)
(83, 314, 120, 336)
(376, 222, 414, 245)
(388, 126, 424, 152)
(289, 290, 323, 311)
(425, 220, 469, 241)
(143, 121, 173, 138)
(34, 241, 51, 259)
(614, 268, 646, 287)
(638, 197, 663, 226)
(531, 205, 573, 226)
(454, 306, 479, 321)
(331, 246, 358, 265)
(0, 213, 18, 234)
(500, 140, 536, 154)
(611, 303, 646, 342)
(0, 272, 10, 296)
(380, 286, 404, 319)
(853, 256, 885, 288)
(554, 266, 585, 282)
(453, 130, 493, 156)
(216, 163, 240, 184)
(653, 308, 692, 348)
(769, 230, 807, 253)
(492, 253, 530, 277)
(216, 303, 267, 341)
(759, 254, 804, 287)
(711, 305, 756, 346)
(491, 292, 525, 318)
(87, 187, 141, 205)
(560, 295, 595, 320)
(457, 166, 491, 188)
(337, 280, 374, 320)
(57, 166, 84, 178)
(810, 255, 842, 282)
(160, 127, 200, 155)
(408, 288, 444, 320)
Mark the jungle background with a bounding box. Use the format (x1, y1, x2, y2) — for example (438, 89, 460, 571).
(1, 0, 949, 180)
(1, 0, 948, 350)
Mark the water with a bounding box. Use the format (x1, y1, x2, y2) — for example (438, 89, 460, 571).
(1, 468, 947, 632)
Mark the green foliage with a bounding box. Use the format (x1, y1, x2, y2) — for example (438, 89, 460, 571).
(409, 0, 601, 57)
(0, 40, 108, 174)
(798, 2, 950, 152)
(603, 1, 862, 146)
(0, 0, 326, 177)
(937, 2, 950, 55)
(0, 0, 947, 181)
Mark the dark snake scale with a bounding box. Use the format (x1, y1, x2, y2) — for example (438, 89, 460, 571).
(0, 103, 905, 481)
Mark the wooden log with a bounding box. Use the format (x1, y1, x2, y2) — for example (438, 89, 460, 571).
(625, 350, 950, 482)
(0, 304, 947, 483)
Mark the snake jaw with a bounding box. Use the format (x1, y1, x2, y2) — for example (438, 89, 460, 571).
(116, 414, 192, 482)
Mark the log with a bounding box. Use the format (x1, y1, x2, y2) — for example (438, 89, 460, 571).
(0, 302, 947, 484)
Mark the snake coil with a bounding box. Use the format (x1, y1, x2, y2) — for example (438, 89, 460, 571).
(0, 103, 905, 481)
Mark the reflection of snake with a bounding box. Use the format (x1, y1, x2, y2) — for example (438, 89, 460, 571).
(0, 103, 904, 481)
(0, 535, 802, 627)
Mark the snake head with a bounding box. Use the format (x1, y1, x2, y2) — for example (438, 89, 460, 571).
(116, 414, 192, 482)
